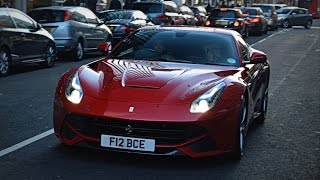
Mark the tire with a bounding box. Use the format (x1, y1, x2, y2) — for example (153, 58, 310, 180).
(231, 98, 248, 160)
(41, 42, 56, 68)
(304, 20, 312, 29)
(73, 40, 84, 61)
(255, 88, 268, 124)
(282, 19, 290, 28)
(0, 47, 11, 77)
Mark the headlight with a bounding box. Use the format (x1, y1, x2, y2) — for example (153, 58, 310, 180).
(65, 72, 83, 104)
(190, 82, 226, 113)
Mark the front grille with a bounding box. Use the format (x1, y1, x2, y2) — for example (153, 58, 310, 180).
(65, 114, 207, 145)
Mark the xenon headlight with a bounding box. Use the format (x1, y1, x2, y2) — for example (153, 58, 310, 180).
(65, 72, 83, 104)
(190, 82, 226, 113)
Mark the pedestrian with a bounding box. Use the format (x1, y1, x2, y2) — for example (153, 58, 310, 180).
(109, 0, 122, 10)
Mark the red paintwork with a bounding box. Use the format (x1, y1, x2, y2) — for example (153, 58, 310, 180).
(53, 27, 269, 158)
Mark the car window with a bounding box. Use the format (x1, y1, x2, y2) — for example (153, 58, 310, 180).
(0, 10, 15, 28)
(198, 6, 207, 14)
(191, 7, 199, 15)
(243, 9, 258, 15)
(132, 3, 163, 13)
(9, 10, 35, 29)
(276, 8, 291, 14)
(28, 10, 65, 23)
(291, 9, 299, 14)
(70, 11, 87, 23)
(298, 9, 306, 14)
(253, 5, 273, 13)
(79, 8, 99, 24)
(104, 11, 132, 20)
(164, 3, 178, 13)
(236, 35, 250, 62)
(109, 30, 239, 67)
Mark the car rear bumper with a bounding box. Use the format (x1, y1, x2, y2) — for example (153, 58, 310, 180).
(55, 38, 76, 53)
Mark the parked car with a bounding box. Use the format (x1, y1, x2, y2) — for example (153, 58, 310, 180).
(53, 26, 270, 159)
(0, 8, 56, 77)
(205, 8, 249, 38)
(252, 3, 278, 30)
(131, 1, 185, 25)
(241, 7, 268, 35)
(28, 6, 112, 61)
(179, 5, 198, 26)
(98, 9, 153, 46)
(190, 6, 207, 26)
(276, 7, 313, 29)
(96, 0, 108, 12)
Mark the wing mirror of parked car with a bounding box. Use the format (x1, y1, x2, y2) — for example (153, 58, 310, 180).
(249, 51, 267, 64)
(97, 42, 112, 55)
(291, 12, 297, 16)
(30, 23, 42, 32)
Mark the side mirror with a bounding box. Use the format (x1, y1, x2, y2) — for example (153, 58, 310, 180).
(291, 12, 297, 16)
(249, 51, 267, 64)
(97, 41, 112, 55)
(30, 23, 42, 32)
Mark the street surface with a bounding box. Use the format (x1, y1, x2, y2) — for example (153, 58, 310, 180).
(0, 21, 319, 179)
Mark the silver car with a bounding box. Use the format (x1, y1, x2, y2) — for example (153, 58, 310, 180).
(29, 6, 112, 60)
(277, 7, 313, 29)
(252, 3, 278, 30)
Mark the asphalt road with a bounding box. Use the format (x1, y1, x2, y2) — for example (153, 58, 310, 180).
(0, 23, 319, 179)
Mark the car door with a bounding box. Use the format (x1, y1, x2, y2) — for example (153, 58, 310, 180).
(237, 35, 264, 109)
(80, 8, 107, 50)
(8, 10, 44, 60)
(289, 9, 299, 26)
(298, 9, 308, 25)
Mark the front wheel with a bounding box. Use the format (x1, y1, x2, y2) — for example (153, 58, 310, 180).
(231, 98, 248, 160)
(282, 20, 290, 28)
(0, 47, 11, 77)
(41, 42, 56, 68)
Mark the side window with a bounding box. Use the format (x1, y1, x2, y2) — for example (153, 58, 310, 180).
(80, 8, 99, 24)
(0, 10, 15, 28)
(9, 11, 35, 29)
(236, 35, 250, 62)
(164, 3, 177, 13)
(258, 9, 263, 15)
(292, 9, 299, 15)
(70, 11, 87, 23)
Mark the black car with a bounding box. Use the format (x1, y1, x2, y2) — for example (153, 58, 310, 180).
(98, 10, 153, 46)
(0, 8, 56, 77)
(241, 7, 268, 35)
(205, 8, 249, 38)
(131, 1, 185, 25)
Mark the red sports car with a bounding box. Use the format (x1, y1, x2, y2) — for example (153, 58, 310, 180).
(53, 26, 270, 159)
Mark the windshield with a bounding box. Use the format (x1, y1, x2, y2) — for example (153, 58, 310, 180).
(252, 5, 272, 13)
(210, 10, 236, 18)
(132, 3, 162, 13)
(276, 8, 291, 14)
(28, 10, 65, 23)
(102, 11, 132, 21)
(109, 29, 239, 67)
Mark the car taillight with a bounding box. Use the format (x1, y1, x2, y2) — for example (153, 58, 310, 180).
(250, 18, 260, 23)
(64, 11, 72, 21)
(205, 20, 210, 26)
(156, 14, 168, 20)
(234, 21, 240, 27)
(119, 25, 135, 33)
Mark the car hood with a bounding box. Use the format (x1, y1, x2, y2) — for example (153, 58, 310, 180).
(77, 59, 239, 104)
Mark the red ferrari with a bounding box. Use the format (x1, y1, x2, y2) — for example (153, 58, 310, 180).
(53, 26, 270, 159)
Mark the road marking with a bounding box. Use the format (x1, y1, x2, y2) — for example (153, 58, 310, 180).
(0, 129, 54, 157)
(251, 29, 285, 47)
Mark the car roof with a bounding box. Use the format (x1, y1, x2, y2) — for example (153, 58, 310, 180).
(138, 26, 239, 36)
(30, 6, 80, 11)
(212, 8, 242, 12)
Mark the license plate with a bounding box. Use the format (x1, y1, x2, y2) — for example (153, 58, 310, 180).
(101, 134, 155, 152)
(216, 20, 228, 25)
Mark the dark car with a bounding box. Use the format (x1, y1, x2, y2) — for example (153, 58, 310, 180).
(179, 5, 198, 26)
(98, 10, 153, 46)
(0, 8, 56, 77)
(54, 26, 270, 159)
(276, 7, 313, 29)
(205, 8, 249, 38)
(28, 6, 112, 61)
(241, 7, 268, 35)
(190, 6, 207, 26)
(251, 3, 278, 30)
(131, 1, 185, 25)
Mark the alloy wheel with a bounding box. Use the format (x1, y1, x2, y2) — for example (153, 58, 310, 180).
(239, 103, 247, 155)
(44, 44, 56, 67)
(75, 42, 83, 60)
(0, 49, 9, 76)
(283, 20, 290, 28)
